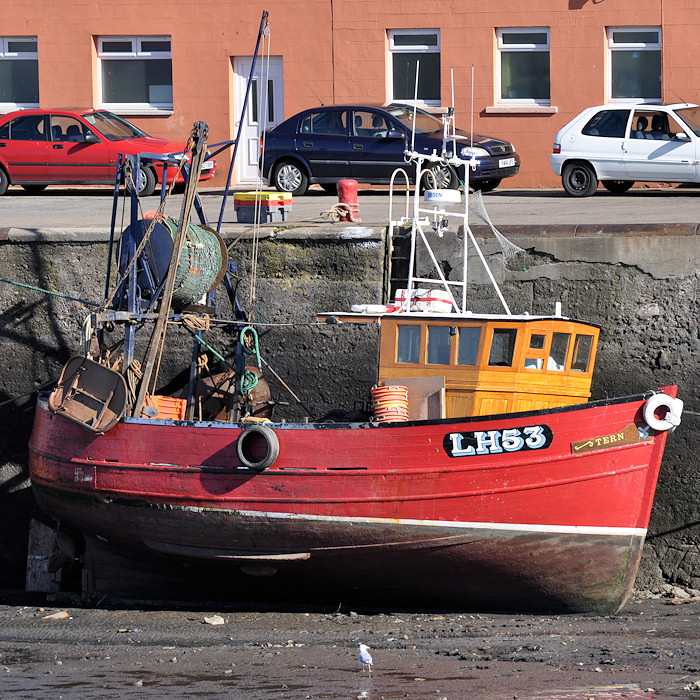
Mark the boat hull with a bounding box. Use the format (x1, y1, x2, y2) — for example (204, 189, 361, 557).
(28, 388, 676, 613)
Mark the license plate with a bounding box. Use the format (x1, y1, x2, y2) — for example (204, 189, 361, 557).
(499, 157, 516, 168)
(202, 160, 214, 171)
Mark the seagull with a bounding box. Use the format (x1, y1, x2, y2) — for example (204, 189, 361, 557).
(358, 643, 373, 673)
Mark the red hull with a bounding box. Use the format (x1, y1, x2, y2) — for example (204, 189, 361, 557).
(28, 388, 676, 612)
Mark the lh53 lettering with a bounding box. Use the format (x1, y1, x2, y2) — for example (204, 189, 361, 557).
(444, 424, 553, 458)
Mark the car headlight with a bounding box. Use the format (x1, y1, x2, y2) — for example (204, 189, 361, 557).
(461, 146, 489, 158)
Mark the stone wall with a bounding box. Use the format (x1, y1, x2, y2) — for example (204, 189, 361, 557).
(0, 224, 698, 593)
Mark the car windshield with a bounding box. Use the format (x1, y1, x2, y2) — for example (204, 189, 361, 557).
(674, 107, 700, 136)
(383, 104, 444, 134)
(82, 111, 148, 141)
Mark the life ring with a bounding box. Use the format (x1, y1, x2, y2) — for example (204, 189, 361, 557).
(236, 423, 280, 471)
(643, 394, 684, 432)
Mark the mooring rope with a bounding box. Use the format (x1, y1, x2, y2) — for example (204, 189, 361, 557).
(0, 276, 98, 307)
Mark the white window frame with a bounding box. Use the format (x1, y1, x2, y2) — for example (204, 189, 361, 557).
(388, 29, 441, 107)
(496, 28, 550, 106)
(0, 37, 39, 111)
(97, 35, 173, 115)
(607, 27, 662, 104)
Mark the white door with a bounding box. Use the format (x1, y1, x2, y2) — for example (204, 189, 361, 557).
(233, 56, 284, 184)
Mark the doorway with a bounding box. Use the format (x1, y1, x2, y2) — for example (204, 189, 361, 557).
(233, 56, 284, 184)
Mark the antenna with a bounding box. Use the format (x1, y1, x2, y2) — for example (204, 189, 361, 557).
(411, 61, 419, 151)
(306, 81, 325, 107)
(470, 65, 474, 149)
(451, 67, 456, 136)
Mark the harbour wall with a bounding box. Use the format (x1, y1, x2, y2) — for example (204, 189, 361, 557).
(0, 223, 698, 595)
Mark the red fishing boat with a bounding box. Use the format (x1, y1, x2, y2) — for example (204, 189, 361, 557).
(27, 116, 682, 613)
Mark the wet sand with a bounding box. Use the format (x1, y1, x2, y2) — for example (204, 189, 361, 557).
(0, 593, 698, 699)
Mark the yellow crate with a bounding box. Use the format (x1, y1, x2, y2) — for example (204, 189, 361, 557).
(234, 191, 292, 203)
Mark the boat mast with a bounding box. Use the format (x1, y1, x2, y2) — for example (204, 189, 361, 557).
(399, 123, 512, 316)
(131, 122, 210, 418)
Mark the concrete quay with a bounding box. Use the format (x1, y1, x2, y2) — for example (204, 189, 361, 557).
(2, 184, 700, 239)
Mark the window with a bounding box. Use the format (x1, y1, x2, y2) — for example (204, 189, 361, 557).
(0, 113, 46, 140)
(549, 333, 570, 371)
(49, 116, 90, 143)
(397, 325, 421, 364)
(388, 30, 440, 106)
(0, 37, 39, 109)
(427, 326, 451, 365)
(457, 327, 481, 366)
(488, 329, 517, 367)
(571, 335, 594, 373)
(632, 109, 687, 141)
(299, 110, 347, 136)
(97, 36, 173, 112)
(351, 110, 390, 138)
(497, 29, 550, 105)
(582, 109, 630, 138)
(524, 333, 546, 370)
(607, 27, 661, 103)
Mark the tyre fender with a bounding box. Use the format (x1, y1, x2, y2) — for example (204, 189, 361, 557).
(236, 423, 280, 471)
(643, 393, 683, 432)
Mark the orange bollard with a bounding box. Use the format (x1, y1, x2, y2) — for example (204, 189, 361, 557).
(337, 179, 360, 222)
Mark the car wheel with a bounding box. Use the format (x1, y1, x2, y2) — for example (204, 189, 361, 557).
(562, 162, 598, 197)
(422, 164, 458, 190)
(602, 180, 634, 194)
(472, 179, 501, 193)
(126, 164, 157, 197)
(21, 184, 48, 193)
(320, 182, 338, 195)
(0, 168, 8, 196)
(273, 160, 309, 196)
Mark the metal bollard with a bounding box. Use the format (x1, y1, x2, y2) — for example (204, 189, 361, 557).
(337, 179, 360, 222)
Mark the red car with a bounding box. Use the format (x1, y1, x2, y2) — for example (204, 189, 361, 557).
(0, 109, 216, 197)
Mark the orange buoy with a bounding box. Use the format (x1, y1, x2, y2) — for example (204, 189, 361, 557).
(371, 385, 409, 423)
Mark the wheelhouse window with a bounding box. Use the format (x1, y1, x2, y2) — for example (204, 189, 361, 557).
(427, 326, 451, 365)
(607, 27, 661, 103)
(457, 327, 481, 366)
(97, 36, 173, 112)
(496, 28, 550, 105)
(571, 334, 594, 372)
(0, 37, 39, 110)
(397, 325, 421, 364)
(549, 333, 570, 371)
(488, 328, 517, 367)
(388, 29, 440, 106)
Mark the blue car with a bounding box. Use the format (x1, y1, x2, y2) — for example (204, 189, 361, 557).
(260, 103, 520, 195)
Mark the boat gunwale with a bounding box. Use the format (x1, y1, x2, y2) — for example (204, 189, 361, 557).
(37, 387, 665, 431)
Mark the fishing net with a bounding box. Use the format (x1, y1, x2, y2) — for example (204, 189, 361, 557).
(468, 189, 528, 271)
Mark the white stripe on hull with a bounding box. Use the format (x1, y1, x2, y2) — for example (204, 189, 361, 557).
(180, 505, 646, 538)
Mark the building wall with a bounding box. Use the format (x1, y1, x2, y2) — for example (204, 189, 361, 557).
(2, 0, 698, 188)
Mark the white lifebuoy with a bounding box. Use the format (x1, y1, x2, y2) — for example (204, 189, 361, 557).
(236, 423, 280, 471)
(643, 394, 684, 432)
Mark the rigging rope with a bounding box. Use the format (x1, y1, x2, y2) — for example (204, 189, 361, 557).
(248, 18, 272, 318)
(239, 325, 261, 395)
(0, 277, 97, 307)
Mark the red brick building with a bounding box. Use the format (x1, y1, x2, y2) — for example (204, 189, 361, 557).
(1, 0, 696, 188)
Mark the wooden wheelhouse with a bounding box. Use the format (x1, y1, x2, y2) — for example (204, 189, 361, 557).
(377, 314, 600, 419)
(318, 310, 600, 420)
